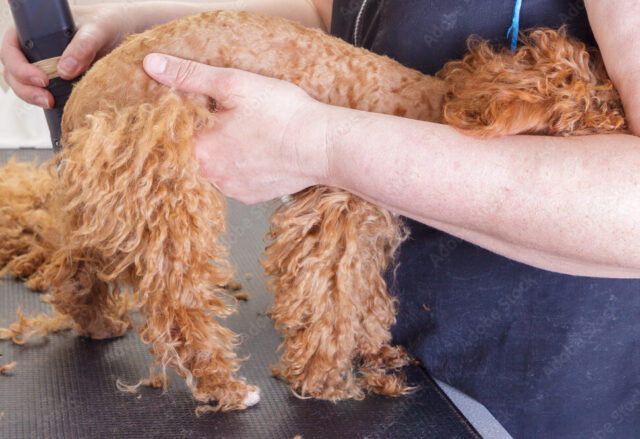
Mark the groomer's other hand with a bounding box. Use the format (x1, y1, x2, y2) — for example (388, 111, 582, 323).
(0, 4, 132, 108)
(143, 53, 330, 204)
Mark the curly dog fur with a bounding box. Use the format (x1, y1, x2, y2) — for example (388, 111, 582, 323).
(0, 11, 626, 411)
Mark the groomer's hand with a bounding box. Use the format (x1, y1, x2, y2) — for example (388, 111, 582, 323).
(143, 54, 330, 204)
(0, 4, 132, 108)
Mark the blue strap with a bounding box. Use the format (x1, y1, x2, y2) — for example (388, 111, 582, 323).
(506, 0, 523, 52)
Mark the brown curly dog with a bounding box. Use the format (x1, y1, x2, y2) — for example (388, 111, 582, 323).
(0, 11, 626, 411)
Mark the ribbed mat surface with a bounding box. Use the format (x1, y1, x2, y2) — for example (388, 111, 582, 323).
(0, 149, 480, 439)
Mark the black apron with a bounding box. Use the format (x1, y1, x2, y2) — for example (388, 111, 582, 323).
(331, 2, 640, 438)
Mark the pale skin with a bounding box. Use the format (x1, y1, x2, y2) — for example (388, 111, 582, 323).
(1, 0, 639, 278)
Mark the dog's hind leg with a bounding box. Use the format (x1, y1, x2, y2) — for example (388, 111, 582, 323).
(0, 159, 58, 291)
(0, 159, 128, 339)
(58, 95, 257, 410)
(135, 262, 259, 410)
(264, 186, 411, 399)
(129, 163, 258, 410)
(47, 256, 130, 339)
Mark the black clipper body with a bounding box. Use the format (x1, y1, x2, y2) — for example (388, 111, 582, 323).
(9, 0, 76, 152)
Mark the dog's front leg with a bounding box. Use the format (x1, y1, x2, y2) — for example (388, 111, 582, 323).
(264, 186, 412, 400)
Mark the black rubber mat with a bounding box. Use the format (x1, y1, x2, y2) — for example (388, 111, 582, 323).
(0, 149, 480, 439)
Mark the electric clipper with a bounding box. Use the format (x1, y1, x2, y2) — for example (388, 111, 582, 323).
(9, 0, 77, 153)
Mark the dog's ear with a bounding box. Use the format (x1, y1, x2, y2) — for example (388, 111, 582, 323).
(439, 27, 627, 137)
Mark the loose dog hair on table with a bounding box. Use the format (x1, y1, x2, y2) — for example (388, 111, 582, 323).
(0, 11, 625, 411)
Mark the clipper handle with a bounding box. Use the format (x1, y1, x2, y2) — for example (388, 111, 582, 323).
(9, 0, 77, 152)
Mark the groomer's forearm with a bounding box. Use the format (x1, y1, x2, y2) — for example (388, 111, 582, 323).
(323, 106, 640, 278)
(130, 1, 325, 33)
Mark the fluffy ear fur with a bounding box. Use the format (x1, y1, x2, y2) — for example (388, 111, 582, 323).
(439, 27, 627, 137)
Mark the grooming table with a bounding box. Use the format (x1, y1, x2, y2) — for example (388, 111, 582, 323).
(0, 149, 480, 439)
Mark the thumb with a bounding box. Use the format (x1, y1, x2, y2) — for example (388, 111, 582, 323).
(143, 53, 240, 105)
(58, 24, 107, 79)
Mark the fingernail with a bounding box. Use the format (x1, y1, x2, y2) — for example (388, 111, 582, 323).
(34, 96, 49, 109)
(30, 76, 46, 87)
(58, 57, 78, 75)
(144, 54, 167, 75)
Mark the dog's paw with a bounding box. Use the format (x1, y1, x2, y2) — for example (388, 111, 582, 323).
(193, 380, 261, 411)
(243, 387, 261, 407)
(78, 315, 129, 340)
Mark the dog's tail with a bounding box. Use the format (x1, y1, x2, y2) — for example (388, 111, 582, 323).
(0, 158, 58, 290)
